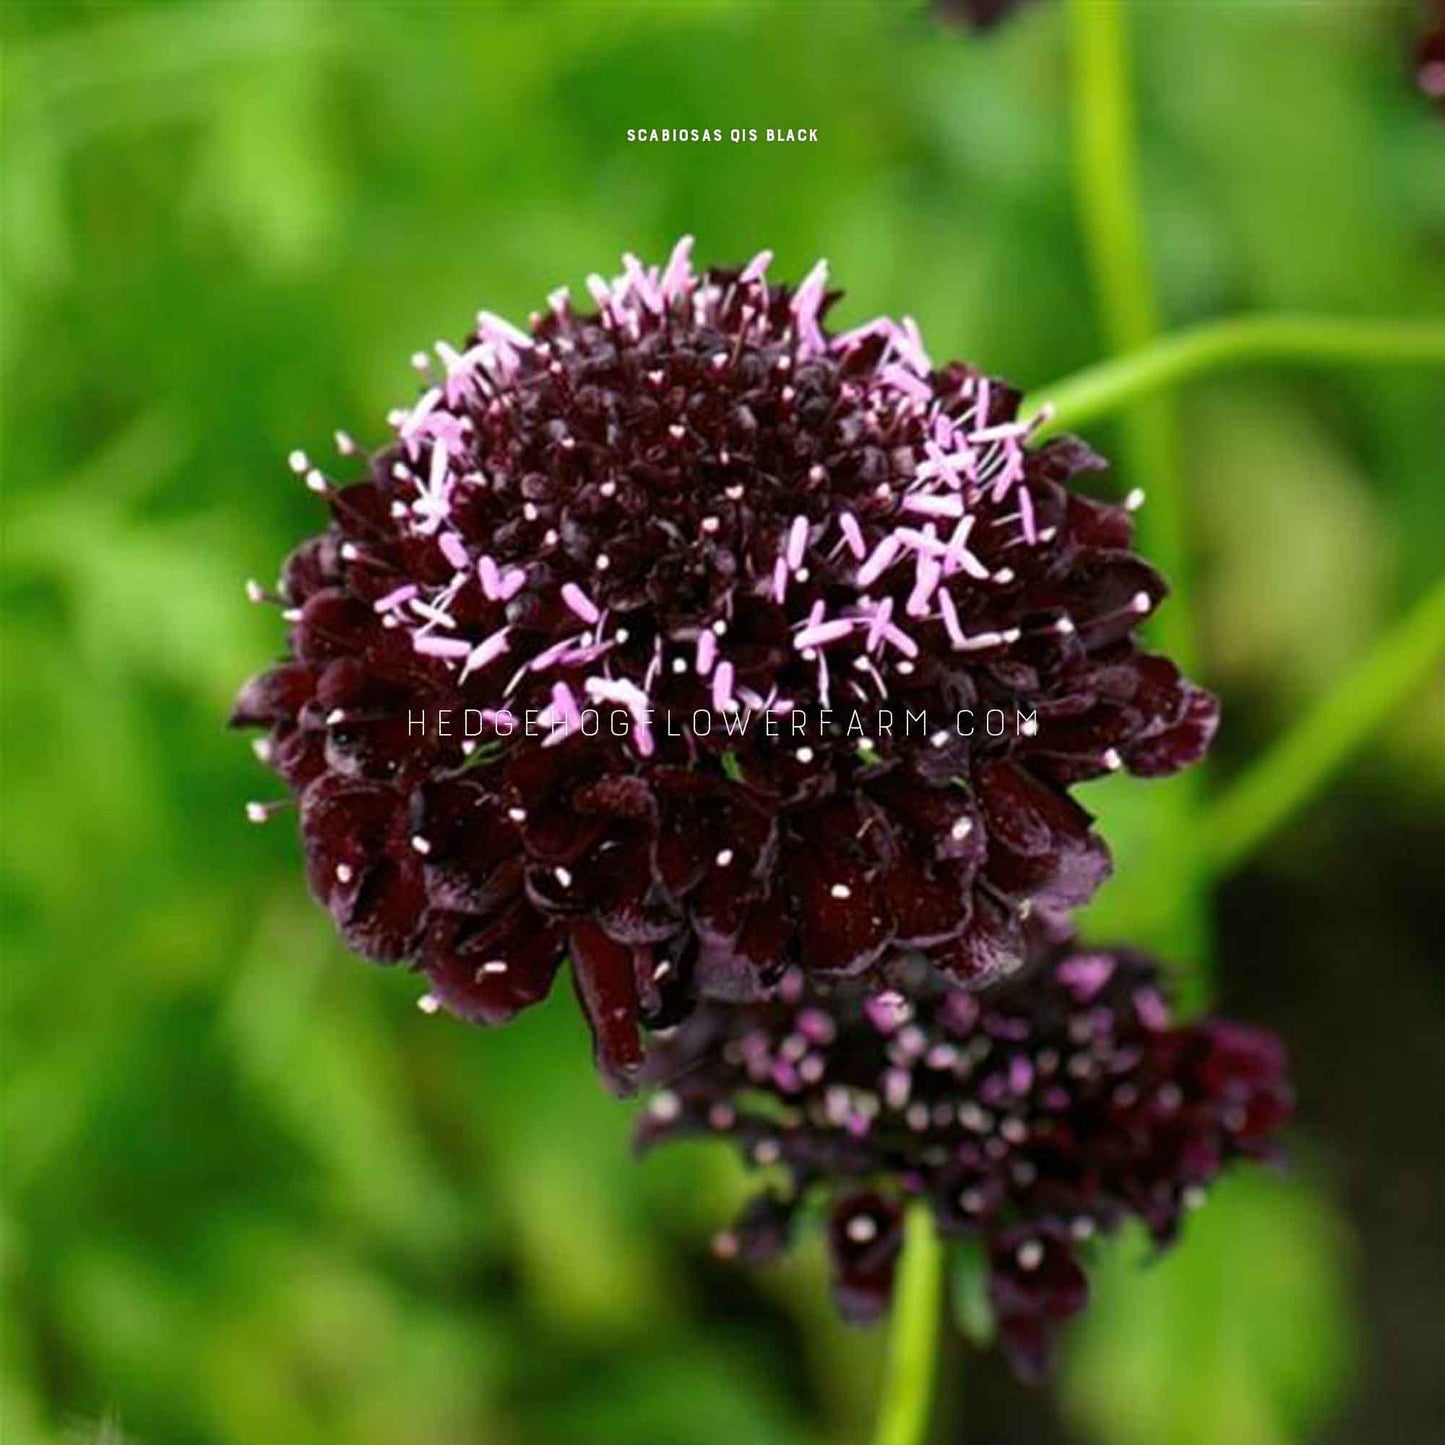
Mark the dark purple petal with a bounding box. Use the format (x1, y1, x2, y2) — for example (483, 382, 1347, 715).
(230, 663, 318, 726)
(1125, 684, 1219, 777)
(299, 775, 425, 960)
(569, 920, 646, 1093)
(988, 1229, 1089, 1381)
(723, 1191, 797, 1265)
(827, 1192, 904, 1324)
(422, 904, 563, 1025)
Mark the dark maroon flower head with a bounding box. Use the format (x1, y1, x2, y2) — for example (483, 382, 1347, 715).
(233, 240, 1215, 1091)
(637, 945, 1291, 1378)
(1419, 5, 1445, 113)
(935, 0, 1035, 32)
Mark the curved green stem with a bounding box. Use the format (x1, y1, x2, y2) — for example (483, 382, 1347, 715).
(1028, 315, 1445, 436)
(1202, 571, 1445, 875)
(1065, 0, 1190, 661)
(1065, 0, 1211, 976)
(1065, 0, 1158, 354)
(871, 1204, 944, 1445)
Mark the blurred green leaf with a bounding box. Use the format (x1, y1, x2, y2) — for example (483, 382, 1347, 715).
(948, 1239, 995, 1350)
(1061, 1171, 1357, 1445)
(523, 1342, 814, 1445)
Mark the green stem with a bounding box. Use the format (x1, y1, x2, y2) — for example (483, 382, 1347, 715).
(1202, 571, 1445, 875)
(871, 1204, 944, 1445)
(1065, 0, 1210, 976)
(1065, 0, 1191, 662)
(1064, 0, 1157, 350)
(1028, 315, 1445, 436)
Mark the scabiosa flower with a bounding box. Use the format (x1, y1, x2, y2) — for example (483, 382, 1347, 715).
(934, 0, 1035, 31)
(637, 947, 1291, 1378)
(233, 239, 1214, 1090)
(1419, 4, 1445, 113)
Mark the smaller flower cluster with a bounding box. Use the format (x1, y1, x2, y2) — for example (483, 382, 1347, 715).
(638, 945, 1291, 1378)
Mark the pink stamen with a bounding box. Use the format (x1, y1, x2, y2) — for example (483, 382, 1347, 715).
(413, 635, 470, 659)
(409, 599, 458, 628)
(1134, 988, 1169, 1031)
(740, 249, 773, 285)
(906, 554, 942, 617)
(879, 364, 930, 402)
(561, 582, 600, 624)
(476, 310, 533, 350)
(942, 516, 990, 579)
(1058, 953, 1115, 1001)
(794, 618, 856, 650)
(920, 439, 970, 489)
(711, 659, 736, 713)
(771, 557, 789, 603)
(547, 681, 581, 731)
(879, 621, 920, 659)
(902, 492, 965, 519)
(585, 675, 648, 711)
(461, 627, 510, 678)
(969, 420, 1031, 444)
(786, 515, 809, 569)
(830, 316, 893, 351)
(374, 584, 419, 613)
(585, 274, 613, 312)
(399, 386, 442, 440)
(1017, 485, 1038, 544)
(477, 556, 502, 599)
(530, 634, 584, 672)
(893, 316, 931, 374)
(865, 596, 895, 653)
(894, 526, 947, 558)
(954, 629, 1009, 653)
(856, 535, 902, 588)
(660, 235, 695, 301)
(596, 683, 653, 752)
(937, 589, 966, 649)
(437, 341, 489, 407)
(622, 253, 664, 315)
(984, 442, 1025, 502)
(791, 259, 829, 353)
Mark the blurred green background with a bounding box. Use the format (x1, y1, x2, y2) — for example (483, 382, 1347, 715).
(4, 2, 1444, 1442)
